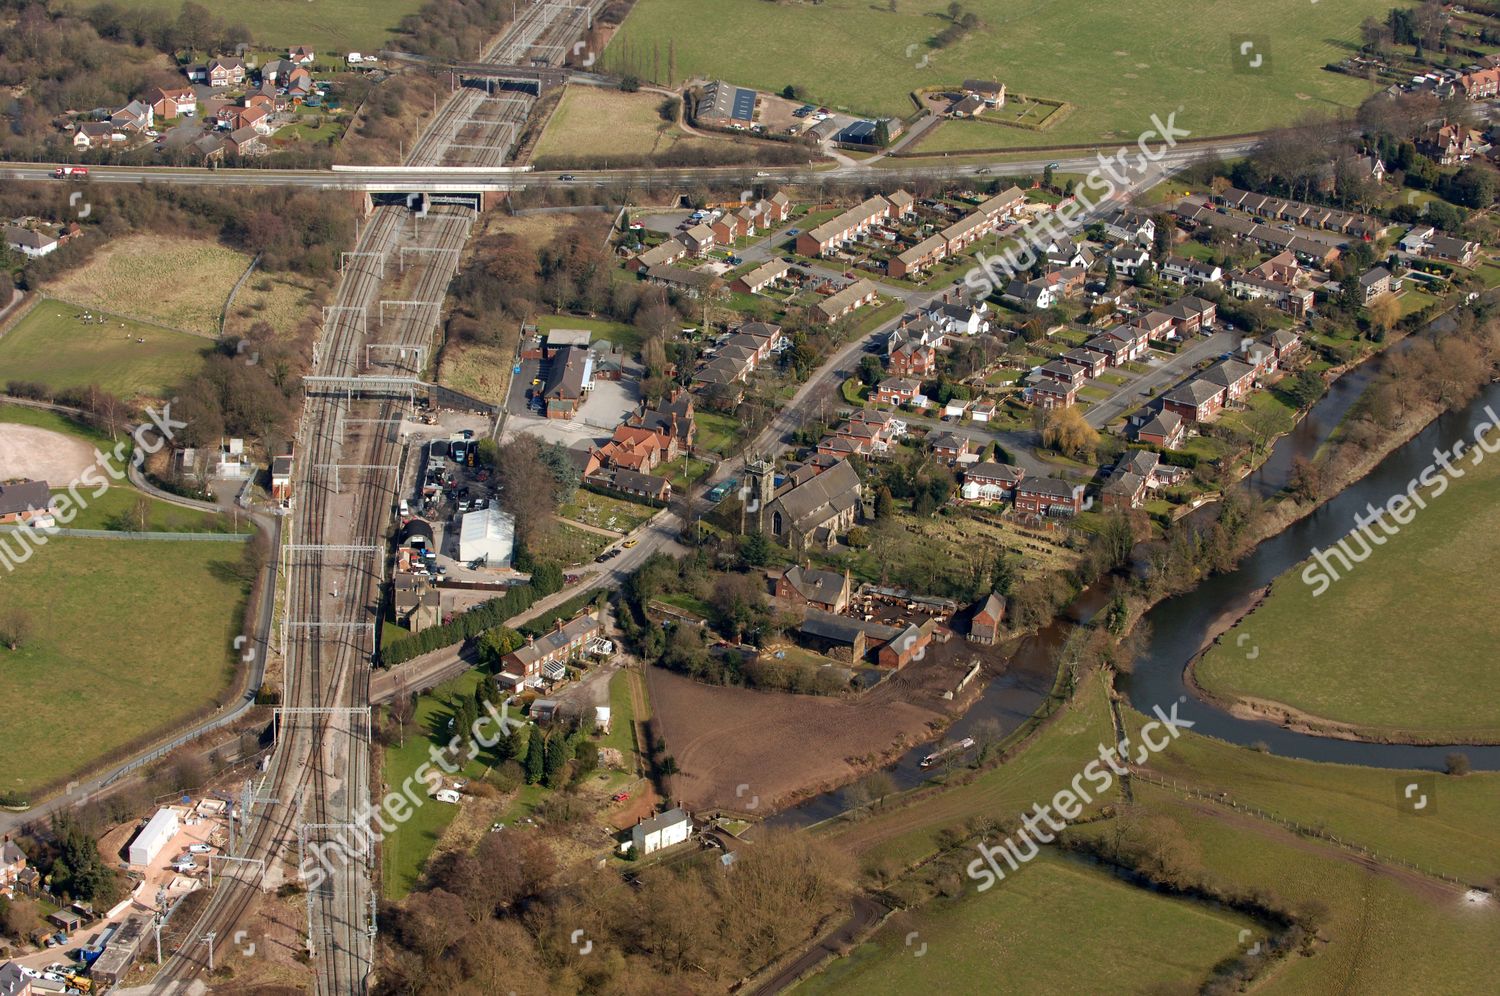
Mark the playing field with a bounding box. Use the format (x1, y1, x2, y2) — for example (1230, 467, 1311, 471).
(1195, 446, 1500, 741)
(606, 0, 1388, 144)
(797, 850, 1254, 995)
(0, 298, 208, 399)
(55, 0, 422, 52)
(533, 87, 725, 163)
(0, 537, 250, 797)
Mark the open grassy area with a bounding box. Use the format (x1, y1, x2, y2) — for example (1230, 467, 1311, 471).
(435, 342, 510, 406)
(46, 485, 247, 533)
(797, 850, 1254, 995)
(380, 670, 494, 899)
(45, 234, 255, 336)
(1194, 443, 1500, 741)
(694, 410, 744, 456)
(558, 490, 658, 533)
(529, 521, 611, 567)
(0, 537, 249, 797)
(0, 402, 108, 445)
(0, 298, 208, 399)
(56, 0, 422, 51)
(533, 86, 726, 163)
(606, 0, 1388, 144)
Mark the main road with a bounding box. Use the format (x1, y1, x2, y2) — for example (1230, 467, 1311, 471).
(1, 138, 1258, 192)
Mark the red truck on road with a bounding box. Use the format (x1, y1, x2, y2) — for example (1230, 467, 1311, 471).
(53, 166, 88, 178)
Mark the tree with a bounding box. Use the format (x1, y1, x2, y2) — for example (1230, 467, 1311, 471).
(739, 531, 772, 567)
(1367, 293, 1400, 336)
(543, 734, 569, 788)
(1445, 752, 1471, 776)
(874, 486, 896, 519)
(857, 354, 884, 385)
(1038, 407, 1099, 460)
(523, 730, 545, 784)
(0, 608, 33, 651)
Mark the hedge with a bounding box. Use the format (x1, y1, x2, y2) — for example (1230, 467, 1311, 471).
(380, 568, 564, 666)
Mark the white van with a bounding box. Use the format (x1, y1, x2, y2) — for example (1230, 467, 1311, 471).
(398, 499, 410, 516)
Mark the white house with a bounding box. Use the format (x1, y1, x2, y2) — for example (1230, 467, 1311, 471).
(631, 807, 691, 855)
(128, 808, 181, 866)
(4, 225, 58, 258)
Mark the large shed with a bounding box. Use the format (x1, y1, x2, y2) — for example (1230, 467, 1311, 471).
(458, 507, 515, 566)
(127, 808, 180, 866)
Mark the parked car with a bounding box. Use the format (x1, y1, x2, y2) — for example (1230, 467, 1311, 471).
(188, 844, 212, 854)
(612, 791, 630, 802)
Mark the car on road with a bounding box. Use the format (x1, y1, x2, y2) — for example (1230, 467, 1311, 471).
(622, 538, 638, 548)
(559, 174, 576, 181)
(188, 843, 212, 854)
(787, 228, 799, 236)
(612, 791, 630, 802)
(976, 167, 992, 174)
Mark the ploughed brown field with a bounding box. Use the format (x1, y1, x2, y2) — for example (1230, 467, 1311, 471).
(646, 661, 963, 813)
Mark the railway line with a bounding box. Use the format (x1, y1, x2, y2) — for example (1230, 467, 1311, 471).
(147, 4, 606, 993)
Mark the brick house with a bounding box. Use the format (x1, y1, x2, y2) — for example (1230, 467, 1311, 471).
(1013, 477, 1083, 517)
(1133, 410, 1185, 449)
(875, 377, 921, 406)
(1161, 379, 1225, 423)
(1031, 378, 1076, 410)
(774, 564, 852, 613)
(959, 461, 1024, 503)
(888, 340, 937, 378)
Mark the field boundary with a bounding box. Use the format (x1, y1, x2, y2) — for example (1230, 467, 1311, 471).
(220, 251, 264, 338)
(1131, 771, 1473, 887)
(44, 294, 217, 341)
(0, 291, 39, 341)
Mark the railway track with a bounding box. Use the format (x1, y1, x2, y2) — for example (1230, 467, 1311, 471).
(148, 6, 607, 993)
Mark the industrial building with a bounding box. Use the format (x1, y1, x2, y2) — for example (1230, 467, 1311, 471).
(458, 506, 516, 567)
(127, 808, 180, 866)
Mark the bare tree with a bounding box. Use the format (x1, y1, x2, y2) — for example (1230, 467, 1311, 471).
(0, 608, 33, 651)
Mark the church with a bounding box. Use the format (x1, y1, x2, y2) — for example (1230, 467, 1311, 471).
(742, 457, 863, 552)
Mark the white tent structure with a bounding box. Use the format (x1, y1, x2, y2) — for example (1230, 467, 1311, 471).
(458, 506, 516, 566)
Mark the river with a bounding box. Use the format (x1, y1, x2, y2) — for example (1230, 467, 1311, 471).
(768, 360, 1500, 828)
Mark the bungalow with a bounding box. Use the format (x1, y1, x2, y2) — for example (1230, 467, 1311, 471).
(1161, 255, 1223, 287)
(1428, 233, 1480, 267)
(148, 86, 197, 119)
(1160, 379, 1225, 423)
(1013, 477, 1083, 517)
(731, 258, 791, 295)
(796, 195, 892, 256)
(0, 480, 53, 524)
(644, 264, 722, 298)
(775, 564, 852, 613)
(1030, 378, 1076, 410)
(949, 94, 986, 118)
(588, 467, 671, 503)
(875, 377, 922, 406)
(888, 340, 937, 378)
(814, 279, 878, 323)
(959, 461, 1024, 503)
(928, 431, 976, 464)
(1133, 409, 1185, 449)
(4, 225, 58, 259)
(968, 592, 1006, 644)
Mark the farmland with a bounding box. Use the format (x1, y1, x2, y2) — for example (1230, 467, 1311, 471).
(796, 851, 1255, 995)
(1195, 446, 1500, 742)
(605, 0, 1388, 145)
(0, 537, 251, 798)
(55, 0, 423, 52)
(0, 298, 208, 399)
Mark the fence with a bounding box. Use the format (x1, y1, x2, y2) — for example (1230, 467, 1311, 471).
(1131, 771, 1470, 887)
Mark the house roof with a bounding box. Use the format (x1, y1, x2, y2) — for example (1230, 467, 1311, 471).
(806, 195, 890, 245)
(5, 226, 56, 250)
(1203, 358, 1256, 389)
(973, 592, 1006, 625)
(964, 461, 1022, 485)
(634, 807, 690, 840)
(1359, 266, 1392, 286)
(801, 608, 900, 645)
(736, 258, 790, 287)
(506, 613, 600, 669)
(928, 431, 971, 452)
(1136, 410, 1182, 439)
(781, 565, 847, 605)
(816, 279, 878, 318)
(0, 479, 51, 516)
(1017, 477, 1078, 499)
(1163, 379, 1224, 406)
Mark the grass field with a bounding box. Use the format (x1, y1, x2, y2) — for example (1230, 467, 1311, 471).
(56, 0, 422, 52)
(0, 403, 108, 445)
(533, 87, 724, 163)
(0, 299, 208, 399)
(46, 235, 246, 336)
(436, 342, 510, 406)
(48, 486, 247, 533)
(380, 670, 494, 899)
(534, 315, 644, 355)
(558, 491, 658, 533)
(1093, 784, 1500, 995)
(0, 537, 249, 797)
(606, 0, 1387, 144)
(797, 850, 1254, 995)
(1195, 444, 1500, 741)
(529, 521, 611, 566)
